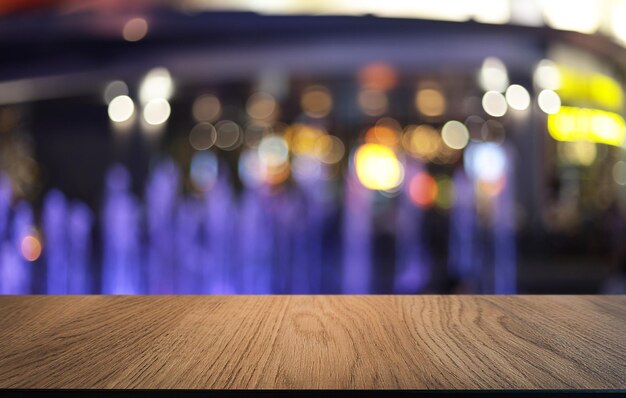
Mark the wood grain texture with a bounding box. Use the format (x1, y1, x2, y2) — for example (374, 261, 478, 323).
(0, 295, 624, 390)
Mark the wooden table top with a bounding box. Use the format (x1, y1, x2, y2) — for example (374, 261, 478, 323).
(0, 295, 624, 390)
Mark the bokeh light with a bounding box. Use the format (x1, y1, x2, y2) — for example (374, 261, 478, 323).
(123, 18, 148, 42)
(258, 135, 289, 168)
(541, 0, 601, 34)
(505, 84, 530, 111)
(537, 89, 561, 114)
(215, 120, 242, 150)
(415, 84, 446, 117)
(441, 120, 469, 150)
(103, 81, 129, 104)
(314, 135, 345, 164)
(358, 63, 397, 91)
(189, 122, 217, 150)
(482, 91, 508, 117)
(557, 141, 597, 166)
(534, 59, 561, 90)
(435, 176, 455, 209)
(409, 172, 438, 208)
(478, 57, 508, 92)
(613, 160, 626, 185)
(464, 142, 507, 182)
(108, 95, 135, 123)
(246, 92, 277, 120)
(358, 89, 388, 116)
(190, 151, 218, 192)
(139, 67, 173, 104)
(354, 143, 404, 191)
(402, 125, 441, 161)
(547, 106, 626, 147)
(192, 94, 221, 122)
(301, 86, 332, 118)
(365, 122, 401, 148)
(20, 234, 42, 262)
(143, 98, 171, 125)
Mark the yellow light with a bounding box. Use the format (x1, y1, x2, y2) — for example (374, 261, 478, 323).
(402, 125, 441, 161)
(435, 176, 455, 209)
(557, 141, 597, 166)
(354, 143, 404, 191)
(557, 66, 624, 112)
(590, 74, 624, 112)
(547, 106, 626, 147)
(415, 84, 446, 117)
(314, 135, 345, 164)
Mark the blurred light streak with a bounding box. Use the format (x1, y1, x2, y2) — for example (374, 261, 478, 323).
(547, 106, 626, 147)
(190, 151, 218, 192)
(395, 160, 431, 293)
(101, 165, 142, 294)
(613, 161, 626, 185)
(43, 189, 68, 293)
(342, 168, 373, 294)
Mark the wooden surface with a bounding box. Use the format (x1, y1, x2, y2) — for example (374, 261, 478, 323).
(0, 295, 624, 390)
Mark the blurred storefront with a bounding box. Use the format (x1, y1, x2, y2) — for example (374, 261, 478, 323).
(0, 0, 625, 294)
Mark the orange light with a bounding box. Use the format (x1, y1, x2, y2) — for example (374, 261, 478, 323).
(358, 63, 397, 91)
(409, 172, 438, 208)
(365, 125, 400, 148)
(477, 175, 506, 197)
(20, 235, 42, 262)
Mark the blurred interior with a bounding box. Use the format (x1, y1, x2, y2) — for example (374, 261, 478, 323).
(1, 0, 626, 294)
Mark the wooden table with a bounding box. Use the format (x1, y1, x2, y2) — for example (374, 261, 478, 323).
(0, 295, 624, 394)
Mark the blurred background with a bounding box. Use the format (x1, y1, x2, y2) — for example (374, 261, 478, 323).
(0, 0, 625, 295)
